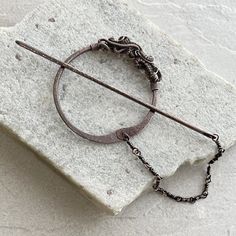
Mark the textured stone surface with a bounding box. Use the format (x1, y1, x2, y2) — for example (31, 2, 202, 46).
(0, 0, 236, 235)
(0, 0, 236, 214)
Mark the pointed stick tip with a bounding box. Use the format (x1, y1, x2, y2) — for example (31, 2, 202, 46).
(15, 40, 25, 47)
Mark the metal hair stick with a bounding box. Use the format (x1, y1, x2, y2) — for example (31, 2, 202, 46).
(15, 40, 215, 140)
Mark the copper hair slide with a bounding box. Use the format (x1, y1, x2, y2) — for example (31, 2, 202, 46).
(16, 36, 225, 203)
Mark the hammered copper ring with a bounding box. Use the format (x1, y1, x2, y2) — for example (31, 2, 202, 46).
(53, 40, 159, 144)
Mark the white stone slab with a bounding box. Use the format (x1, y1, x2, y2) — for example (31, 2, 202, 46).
(0, 0, 236, 214)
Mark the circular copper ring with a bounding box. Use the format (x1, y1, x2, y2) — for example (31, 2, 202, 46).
(53, 44, 158, 144)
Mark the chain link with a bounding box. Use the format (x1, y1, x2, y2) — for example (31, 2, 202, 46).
(123, 133, 225, 203)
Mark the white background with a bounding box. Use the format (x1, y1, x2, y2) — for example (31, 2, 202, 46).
(0, 0, 236, 235)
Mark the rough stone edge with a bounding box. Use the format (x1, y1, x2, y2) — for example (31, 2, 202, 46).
(1, 0, 236, 214)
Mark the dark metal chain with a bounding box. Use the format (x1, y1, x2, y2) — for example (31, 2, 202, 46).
(123, 133, 225, 203)
(15, 39, 226, 204)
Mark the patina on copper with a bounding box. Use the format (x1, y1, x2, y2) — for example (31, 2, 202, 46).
(15, 37, 225, 204)
(53, 37, 160, 143)
(15, 38, 215, 141)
